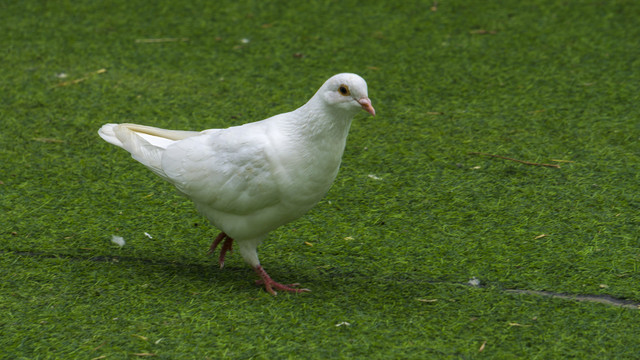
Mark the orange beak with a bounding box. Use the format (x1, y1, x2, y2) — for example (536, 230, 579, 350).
(358, 97, 376, 116)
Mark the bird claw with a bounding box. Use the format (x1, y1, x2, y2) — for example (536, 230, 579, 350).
(253, 265, 310, 295)
(208, 232, 233, 268)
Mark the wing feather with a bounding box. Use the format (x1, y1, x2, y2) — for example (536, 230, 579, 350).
(160, 124, 281, 215)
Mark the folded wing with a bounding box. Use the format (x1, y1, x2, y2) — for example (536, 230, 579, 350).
(160, 124, 282, 215)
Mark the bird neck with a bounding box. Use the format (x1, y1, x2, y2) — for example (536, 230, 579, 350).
(292, 99, 354, 143)
(270, 100, 353, 204)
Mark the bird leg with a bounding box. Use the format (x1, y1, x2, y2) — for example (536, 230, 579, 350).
(208, 234, 309, 295)
(207, 232, 234, 268)
(252, 265, 310, 296)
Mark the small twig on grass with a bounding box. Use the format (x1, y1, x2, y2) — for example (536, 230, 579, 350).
(132, 334, 149, 341)
(91, 341, 106, 351)
(32, 137, 64, 143)
(470, 29, 498, 35)
(468, 152, 561, 168)
(135, 38, 189, 43)
(54, 68, 107, 87)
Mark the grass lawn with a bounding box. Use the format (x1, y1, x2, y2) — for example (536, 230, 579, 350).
(1, 0, 639, 358)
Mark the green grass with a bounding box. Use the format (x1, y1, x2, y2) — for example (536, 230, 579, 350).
(1, 0, 640, 358)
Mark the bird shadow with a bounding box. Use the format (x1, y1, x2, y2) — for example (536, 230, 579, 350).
(4, 248, 245, 288)
(3, 248, 323, 294)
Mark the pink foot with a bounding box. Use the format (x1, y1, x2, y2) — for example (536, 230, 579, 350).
(207, 232, 234, 268)
(253, 265, 310, 296)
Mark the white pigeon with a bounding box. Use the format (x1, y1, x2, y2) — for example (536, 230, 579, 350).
(98, 73, 375, 295)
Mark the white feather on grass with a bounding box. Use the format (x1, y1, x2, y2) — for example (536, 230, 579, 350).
(467, 277, 481, 287)
(111, 235, 125, 247)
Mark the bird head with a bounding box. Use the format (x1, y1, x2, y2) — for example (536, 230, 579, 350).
(319, 73, 375, 117)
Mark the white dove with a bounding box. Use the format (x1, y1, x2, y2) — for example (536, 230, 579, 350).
(98, 73, 375, 295)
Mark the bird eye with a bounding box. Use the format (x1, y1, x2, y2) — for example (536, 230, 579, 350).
(338, 85, 350, 96)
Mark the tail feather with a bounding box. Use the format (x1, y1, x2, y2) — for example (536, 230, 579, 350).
(98, 123, 200, 178)
(98, 123, 124, 147)
(116, 123, 200, 141)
